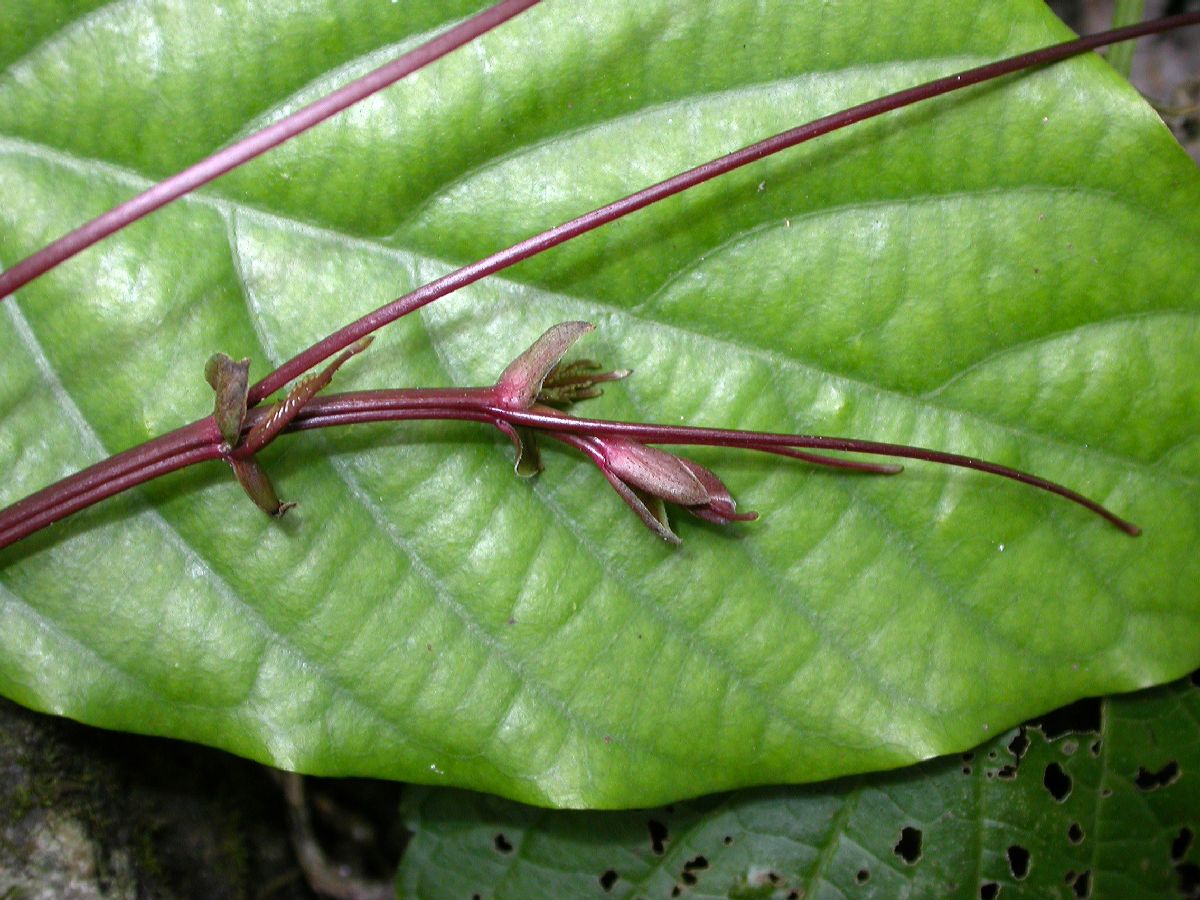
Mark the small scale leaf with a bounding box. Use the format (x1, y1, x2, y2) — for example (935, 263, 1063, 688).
(494, 321, 595, 409)
(495, 422, 543, 478)
(229, 457, 294, 519)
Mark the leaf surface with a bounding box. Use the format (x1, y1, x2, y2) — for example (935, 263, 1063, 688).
(397, 675, 1200, 898)
(0, 0, 1198, 807)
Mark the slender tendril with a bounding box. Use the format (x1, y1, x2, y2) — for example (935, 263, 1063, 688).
(0, 0, 543, 302)
(246, 11, 1200, 406)
(0, 377, 1142, 553)
(4, 12, 1191, 552)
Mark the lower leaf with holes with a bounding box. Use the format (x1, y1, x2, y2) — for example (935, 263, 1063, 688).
(396, 675, 1200, 897)
(1, 0, 1199, 807)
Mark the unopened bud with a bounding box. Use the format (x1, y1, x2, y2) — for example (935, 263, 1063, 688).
(600, 439, 710, 507)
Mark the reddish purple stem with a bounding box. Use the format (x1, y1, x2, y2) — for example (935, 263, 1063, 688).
(0, 385, 1140, 552)
(0, 0, 543, 302)
(0, 418, 222, 549)
(247, 11, 1200, 406)
(289, 391, 1144, 536)
(3, 12, 1186, 551)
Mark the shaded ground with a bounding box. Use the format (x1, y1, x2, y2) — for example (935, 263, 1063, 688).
(0, 698, 404, 899)
(1051, 0, 1200, 160)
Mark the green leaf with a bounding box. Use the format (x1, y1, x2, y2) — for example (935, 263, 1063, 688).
(1, 0, 1198, 807)
(397, 674, 1200, 898)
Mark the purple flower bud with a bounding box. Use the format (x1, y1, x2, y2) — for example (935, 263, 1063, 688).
(599, 439, 710, 507)
(557, 433, 756, 543)
(675, 456, 756, 525)
(494, 323, 755, 543)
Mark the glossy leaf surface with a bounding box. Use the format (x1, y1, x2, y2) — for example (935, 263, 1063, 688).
(0, 0, 1198, 807)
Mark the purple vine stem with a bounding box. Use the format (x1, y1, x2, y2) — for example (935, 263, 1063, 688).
(0, 0, 543, 302)
(246, 11, 1200, 406)
(287, 393, 1143, 536)
(4, 12, 1191, 551)
(0, 384, 1141, 552)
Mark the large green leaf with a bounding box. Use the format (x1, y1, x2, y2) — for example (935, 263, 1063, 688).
(397, 674, 1200, 898)
(0, 0, 1197, 808)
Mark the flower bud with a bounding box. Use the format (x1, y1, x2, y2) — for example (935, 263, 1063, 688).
(676, 457, 756, 524)
(581, 436, 756, 542)
(600, 439, 709, 507)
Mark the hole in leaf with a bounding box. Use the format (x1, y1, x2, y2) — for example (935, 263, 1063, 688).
(1100, 788, 1113, 798)
(963, 766, 972, 775)
(1178, 862, 1200, 895)
(1090, 740, 1102, 757)
(1044, 763, 1072, 802)
(1172, 826, 1193, 862)
(980, 882, 1000, 900)
(723, 835, 733, 846)
(1068, 823, 1084, 845)
(963, 752, 975, 762)
(670, 886, 681, 898)
(988, 750, 998, 760)
(1071, 869, 1091, 897)
(1061, 740, 1078, 756)
(997, 764, 1018, 780)
(648, 819, 669, 855)
(1007, 845, 1031, 880)
(1065, 870, 1076, 884)
(894, 826, 923, 864)
(680, 855, 708, 885)
(493, 833, 513, 854)
(1008, 730, 1030, 759)
(1134, 760, 1180, 792)
(1032, 698, 1102, 739)
(599, 870, 618, 892)
(786, 892, 800, 900)
(856, 869, 870, 884)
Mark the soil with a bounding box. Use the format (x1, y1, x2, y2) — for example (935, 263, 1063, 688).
(0, 697, 404, 899)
